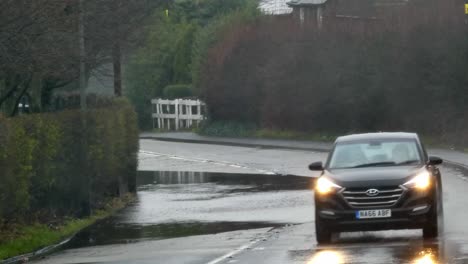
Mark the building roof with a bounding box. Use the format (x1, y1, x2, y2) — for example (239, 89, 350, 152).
(287, 0, 410, 18)
(287, 0, 328, 7)
(336, 132, 419, 143)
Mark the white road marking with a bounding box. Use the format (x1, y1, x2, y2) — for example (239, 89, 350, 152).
(205, 235, 269, 264)
(252, 247, 265, 251)
(457, 175, 468, 182)
(140, 150, 276, 175)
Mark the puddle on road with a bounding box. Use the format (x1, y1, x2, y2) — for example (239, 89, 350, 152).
(67, 221, 280, 248)
(137, 171, 315, 191)
(66, 172, 313, 249)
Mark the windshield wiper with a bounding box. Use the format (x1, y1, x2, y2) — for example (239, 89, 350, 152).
(352, 162, 396, 168)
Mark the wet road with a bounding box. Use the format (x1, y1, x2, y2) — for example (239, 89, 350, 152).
(138, 139, 327, 176)
(34, 140, 468, 264)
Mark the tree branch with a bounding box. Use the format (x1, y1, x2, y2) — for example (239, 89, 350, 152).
(0, 75, 21, 108)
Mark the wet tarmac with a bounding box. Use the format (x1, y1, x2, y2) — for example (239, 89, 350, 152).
(287, 236, 467, 264)
(223, 165, 468, 264)
(66, 172, 314, 248)
(31, 140, 468, 264)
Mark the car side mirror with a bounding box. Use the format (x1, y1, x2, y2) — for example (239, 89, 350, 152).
(309, 161, 324, 171)
(428, 156, 443, 166)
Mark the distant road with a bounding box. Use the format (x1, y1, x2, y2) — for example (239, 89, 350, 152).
(139, 138, 327, 176)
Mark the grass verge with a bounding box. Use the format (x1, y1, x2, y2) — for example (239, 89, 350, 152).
(196, 121, 338, 142)
(254, 129, 337, 142)
(0, 195, 135, 261)
(196, 121, 462, 151)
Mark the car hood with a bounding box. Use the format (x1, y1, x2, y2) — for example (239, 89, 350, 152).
(324, 166, 426, 188)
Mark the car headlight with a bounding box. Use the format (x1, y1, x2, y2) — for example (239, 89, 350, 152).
(316, 177, 342, 195)
(403, 170, 431, 190)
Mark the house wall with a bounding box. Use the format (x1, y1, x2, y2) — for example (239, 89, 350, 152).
(292, 6, 324, 27)
(291, 0, 464, 31)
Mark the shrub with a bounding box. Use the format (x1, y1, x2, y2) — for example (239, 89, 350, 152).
(0, 99, 139, 224)
(198, 121, 256, 137)
(197, 2, 468, 147)
(162, 84, 193, 99)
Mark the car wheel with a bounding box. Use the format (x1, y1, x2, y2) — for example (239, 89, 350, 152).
(315, 211, 332, 244)
(423, 194, 439, 239)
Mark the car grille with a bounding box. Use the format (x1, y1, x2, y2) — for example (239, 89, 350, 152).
(341, 186, 404, 209)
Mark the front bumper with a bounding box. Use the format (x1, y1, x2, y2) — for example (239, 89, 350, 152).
(315, 187, 435, 232)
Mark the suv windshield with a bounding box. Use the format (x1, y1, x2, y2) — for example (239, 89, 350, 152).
(328, 140, 422, 169)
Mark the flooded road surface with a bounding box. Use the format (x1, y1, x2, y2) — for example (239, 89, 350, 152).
(36, 166, 468, 264)
(67, 172, 314, 248)
(33, 140, 468, 264)
(34, 170, 316, 264)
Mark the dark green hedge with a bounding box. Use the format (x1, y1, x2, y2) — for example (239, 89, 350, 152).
(163, 84, 193, 100)
(199, 7, 468, 146)
(0, 99, 139, 224)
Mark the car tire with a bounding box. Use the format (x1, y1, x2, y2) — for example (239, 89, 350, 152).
(423, 195, 439, 239)
(315, 211, 332, 244)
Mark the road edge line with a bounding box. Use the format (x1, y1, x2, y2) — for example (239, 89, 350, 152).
(205, 227, 275, 264)
(140, 150, 278, 175)
(140, 136, 331, 152)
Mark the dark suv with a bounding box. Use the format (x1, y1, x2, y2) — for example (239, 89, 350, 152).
(309, 132, 443, 244)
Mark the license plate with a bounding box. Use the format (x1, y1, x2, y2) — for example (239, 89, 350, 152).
(356, 209, 391, 219)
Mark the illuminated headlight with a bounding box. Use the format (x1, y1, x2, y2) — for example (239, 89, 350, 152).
(316, 177, 342, 195)
(404, 170, 431, 190)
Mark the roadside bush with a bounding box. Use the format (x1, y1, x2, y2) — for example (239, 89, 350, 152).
(125, 0, 259, 129)
(191, 2, 260, 94)
(52, 93, 118, 111)
(198, 1, 468, 147)
(0, 99, 138, 225)
(198, 121, 257, 137)
(162, 84, 193, 99)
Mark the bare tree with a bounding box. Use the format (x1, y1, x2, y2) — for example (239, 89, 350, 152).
(82, 0, 169, 97)
(0, 0, 80, 115)
(0, 0, 167, 116)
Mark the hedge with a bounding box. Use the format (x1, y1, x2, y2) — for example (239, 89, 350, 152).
(198, 5, 468, 147)
(0, 98, 139, 225)
(162, 84, 193, 100)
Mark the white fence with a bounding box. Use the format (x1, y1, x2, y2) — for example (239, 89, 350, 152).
(151, 98, 206, 130)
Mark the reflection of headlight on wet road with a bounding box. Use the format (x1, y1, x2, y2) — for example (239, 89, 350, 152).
(308, 250, 344, 264)
(413, 252, 436, 264)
